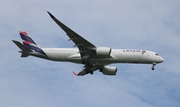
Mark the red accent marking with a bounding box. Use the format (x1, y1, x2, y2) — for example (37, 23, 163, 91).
(20, 31, 28, 36)
(23, 41, 32, 45)
(142, 50, 146, 52)
(72, 71, 77, 76)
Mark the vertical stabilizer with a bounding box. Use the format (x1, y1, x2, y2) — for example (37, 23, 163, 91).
(19, 31, 46, 55)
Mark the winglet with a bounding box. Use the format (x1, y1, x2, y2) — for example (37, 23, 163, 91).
(72, 71, 77, 76)
(47, 11, 55, 18)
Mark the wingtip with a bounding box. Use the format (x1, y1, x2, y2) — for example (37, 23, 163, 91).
(72, 71, 77, 76)
(47, 11, 55, 18)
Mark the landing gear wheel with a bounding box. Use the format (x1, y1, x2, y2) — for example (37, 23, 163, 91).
(151, 63, 156, 70)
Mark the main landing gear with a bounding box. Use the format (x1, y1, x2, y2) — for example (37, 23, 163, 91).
(82, 59, 93, 75)
(151, 63, 156, 70)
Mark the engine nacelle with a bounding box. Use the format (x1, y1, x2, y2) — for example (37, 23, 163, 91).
(100, 66, 117, 75)
(95, 47, 111, 56)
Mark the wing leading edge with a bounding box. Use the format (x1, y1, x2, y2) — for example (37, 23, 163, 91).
(47, 11, 96, 59)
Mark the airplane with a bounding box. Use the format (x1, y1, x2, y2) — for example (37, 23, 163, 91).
(12, 11, 164, 76)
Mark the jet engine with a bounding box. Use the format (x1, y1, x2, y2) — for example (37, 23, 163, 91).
(100, 66, 117, 75)
(95, 47, 111, 56)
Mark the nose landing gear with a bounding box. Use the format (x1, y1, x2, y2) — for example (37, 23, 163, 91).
(151, 63, 156, 70)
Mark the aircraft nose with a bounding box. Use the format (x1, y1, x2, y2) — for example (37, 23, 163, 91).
(159, 56, 164, 63)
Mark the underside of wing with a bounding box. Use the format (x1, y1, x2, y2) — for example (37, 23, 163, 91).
(73, 65, 117, 76)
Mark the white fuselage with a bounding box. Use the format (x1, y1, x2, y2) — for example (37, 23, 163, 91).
(30, 48, 164, 65)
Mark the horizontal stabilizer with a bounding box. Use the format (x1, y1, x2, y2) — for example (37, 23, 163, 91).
(21, 53, 29, 57)
(12, 40, 32, 52)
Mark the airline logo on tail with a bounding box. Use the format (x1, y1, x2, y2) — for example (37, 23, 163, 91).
(19, 31, 46, 55)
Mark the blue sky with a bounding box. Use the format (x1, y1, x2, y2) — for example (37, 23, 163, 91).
(0, 0, 180, 107)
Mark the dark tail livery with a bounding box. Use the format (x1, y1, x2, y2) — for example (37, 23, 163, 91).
(12, 31, 46, 57)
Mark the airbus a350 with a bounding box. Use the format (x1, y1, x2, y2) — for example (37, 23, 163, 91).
(12, 11, 164, 76)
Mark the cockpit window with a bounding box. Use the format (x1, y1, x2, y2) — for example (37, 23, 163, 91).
(155, 53, 159, 56)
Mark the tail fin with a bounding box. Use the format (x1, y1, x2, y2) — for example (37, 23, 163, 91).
(19, 31, 46, 55)
(19, 31, 40, 50)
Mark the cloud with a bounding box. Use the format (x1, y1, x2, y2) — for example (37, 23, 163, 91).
(0, 0, 180, 107)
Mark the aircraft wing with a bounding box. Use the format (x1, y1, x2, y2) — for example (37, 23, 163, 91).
(47, 11, 96, 58)
(73, 65, 103, 76)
